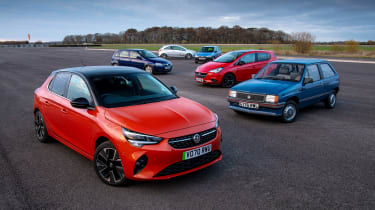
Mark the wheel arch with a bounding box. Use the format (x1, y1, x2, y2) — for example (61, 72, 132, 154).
(287, 96, 299, 104)
(95, 136, 111, 150)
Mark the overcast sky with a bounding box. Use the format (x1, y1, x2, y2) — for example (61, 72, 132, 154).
(1, 0, 374, 42)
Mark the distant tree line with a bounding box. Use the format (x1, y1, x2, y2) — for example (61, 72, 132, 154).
(62, 25, 292, 44)
(0, 41, 29, 45)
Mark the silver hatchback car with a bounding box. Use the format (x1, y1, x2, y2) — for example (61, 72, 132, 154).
(158, 45, 196, 59)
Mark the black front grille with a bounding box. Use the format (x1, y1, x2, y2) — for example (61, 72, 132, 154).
(168, 128, 217, 149)
(195, 72, 207, 78)
(154, 150, 221, 177)
(236, 92, 265, 102)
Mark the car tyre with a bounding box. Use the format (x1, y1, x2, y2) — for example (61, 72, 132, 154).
(145, 65, 154, 74)
(325, 92, 336, 109)
(161, 54, 168, 59)
(221, 73, 236, 88)
(34, 111, 50, 143)
(112, 63, 119, 66)
(185, 53, 192, 60)
(94, 141, 128, 186)
(281, 100, 298, 123)
(195, 59, 199, 64)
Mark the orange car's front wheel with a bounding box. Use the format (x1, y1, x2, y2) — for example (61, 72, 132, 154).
(94, 141, 128, 186)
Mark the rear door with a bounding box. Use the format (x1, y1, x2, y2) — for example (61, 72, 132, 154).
(254, 53, 272, 76)
(300, 64, 325, 107)
(118, 50, 131, 66)
(44, 72, 71, 140)
(235, 53, 256, 81)
(319, 63, 339, 93)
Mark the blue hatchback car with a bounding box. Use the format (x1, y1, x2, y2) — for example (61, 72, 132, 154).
(227, 59, 340, 122)
(195, 46, 221, 63)
(111, 49, 173, 74)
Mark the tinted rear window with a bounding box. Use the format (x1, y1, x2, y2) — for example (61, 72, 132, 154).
(49, 72, 70, 97)
(320, 63, 336, 78)
(257, 53, 271, 62)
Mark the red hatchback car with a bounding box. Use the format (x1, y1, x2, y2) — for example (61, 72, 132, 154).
(195, 50, 277, 87)
(33, 66, 222, 186)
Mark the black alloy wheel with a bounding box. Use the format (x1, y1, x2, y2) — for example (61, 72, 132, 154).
(34, 111, 50, 143)
(221, 74, 236, 88)
(94, 141, 127, 186)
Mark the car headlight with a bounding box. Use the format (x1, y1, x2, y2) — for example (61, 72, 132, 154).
(155, 63, 163, 66)
(214, 113, 219, 128)
(122, 128, 163, 147)
(265, 95, 279, 103)
(209, 67, 224, 73)
(229, 90, 237, 98)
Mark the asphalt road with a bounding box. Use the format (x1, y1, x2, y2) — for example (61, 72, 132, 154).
(1, 48, 374, 209)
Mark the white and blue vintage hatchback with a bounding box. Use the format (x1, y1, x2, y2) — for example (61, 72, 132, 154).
(227, 59, 340, 122)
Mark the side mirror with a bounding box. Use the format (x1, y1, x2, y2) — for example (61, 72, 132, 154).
(170, 86, 178, 94)
(237, 60, 245, 66)
(136, 56, 143, 60)
(71, 97, 90, 109)
(303, 77, 313, 85)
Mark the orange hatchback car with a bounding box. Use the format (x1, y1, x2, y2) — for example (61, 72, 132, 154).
(33, 66, 222, 185)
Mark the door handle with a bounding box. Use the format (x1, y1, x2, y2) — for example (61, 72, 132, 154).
(61, 108, 67, 114)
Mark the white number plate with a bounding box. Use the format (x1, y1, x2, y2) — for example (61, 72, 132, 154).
(239, 102, 259, 109)
(199, 57, 205, 60)
(196, 77, 203, 82)
(183, 144, 211, 160)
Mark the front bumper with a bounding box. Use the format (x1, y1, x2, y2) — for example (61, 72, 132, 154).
(195, 56, 213, 62)
(194, 72, 223, 85)
(227, 97, 285, 116)
(117, 124, 222, 181)
(153, 64, 173, 73)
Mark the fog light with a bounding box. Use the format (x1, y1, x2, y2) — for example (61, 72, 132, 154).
(133, 155, 148, 175)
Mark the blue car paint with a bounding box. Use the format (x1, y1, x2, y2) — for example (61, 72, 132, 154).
(195, 46, 221, 61)
(228, 59, 340, 117)
(111, 49, 173, 73)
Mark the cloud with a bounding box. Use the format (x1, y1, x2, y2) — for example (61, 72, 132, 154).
(221, 16, 240, 22)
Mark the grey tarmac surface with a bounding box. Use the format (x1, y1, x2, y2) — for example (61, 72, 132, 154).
(0, 47, 374, 209)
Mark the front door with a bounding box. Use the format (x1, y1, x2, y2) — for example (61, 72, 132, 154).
(62, 74, 98, 155)
(235, 53, 256, 81)
(300, 64, 325, 107)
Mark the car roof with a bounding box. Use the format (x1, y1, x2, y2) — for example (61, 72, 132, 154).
(118, 49, 145, 51)
(271, 59, 328, 65)
(229, 49, 273, 53)
(53, 66, 144, 78)
(201, 46, 217, 48)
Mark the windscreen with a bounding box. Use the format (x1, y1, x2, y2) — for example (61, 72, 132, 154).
(91, 73, 176, 108)
(199, 47, 214, 52)
(214, 51, 245, 63)
(138, 50, 157, 58)
(255, 63, 305, 82)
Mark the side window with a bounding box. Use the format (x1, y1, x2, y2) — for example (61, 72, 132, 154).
(305, 65, 321, 82)
(67, 75, 91, 102)
(239, 53, 255, 64)
(119, 51, 128, 58)
(320, 63, 336, 78)
(165, 46, 172, 50)
(173, 46, 185, 51)
(257, 53, 271, 62)
(49, 72, 70, 97)
(129, 51, 140, 59)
